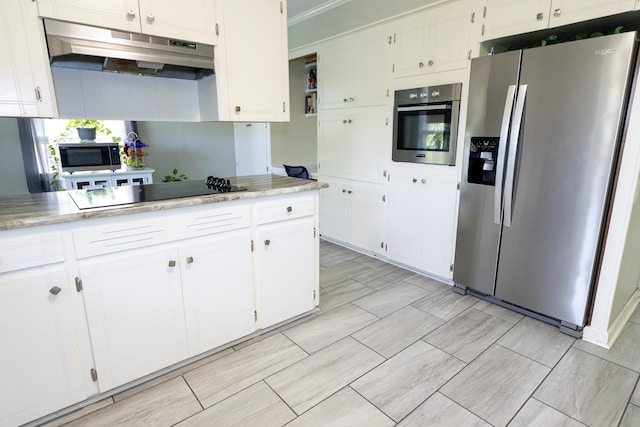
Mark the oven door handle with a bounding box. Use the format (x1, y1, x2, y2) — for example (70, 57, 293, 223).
(397, 104, 452, 112)
(494, 84, 517, 225)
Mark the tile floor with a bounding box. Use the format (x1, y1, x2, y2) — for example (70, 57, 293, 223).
(43, 240, 640, 427)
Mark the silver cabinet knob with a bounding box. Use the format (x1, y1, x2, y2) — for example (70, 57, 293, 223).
(127, 9, 136, 18)
(349, 97, 354, 102)
(186, 256, 194, 264)
(412, 178, 418, 183)
(421, 179, 426, 184)
(343, 119, 348, 124)
(348, 119, 352, 123)
(347, 190, 352, 194)
(428, 60, 434, 66)
(536, 12, 544, 20)
(419, 62, 424, 68)
(553, 8, 561, 16)
(342, 189, 346, 193)
(49, 286, 62, 295)
(343, 98, 348, 102)
(286, 206, 293, 213)
(168, 260, 177, 267)
(147, 13, 155, 23)
(265, 239, 271, 246)
(235, 106, 241, 113)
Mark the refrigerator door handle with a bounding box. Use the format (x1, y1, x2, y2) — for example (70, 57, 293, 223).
(494, 84, 517, 225)
(503, 84, 528, 227)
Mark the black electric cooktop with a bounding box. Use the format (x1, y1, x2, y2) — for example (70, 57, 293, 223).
(68, 178, 247, 210)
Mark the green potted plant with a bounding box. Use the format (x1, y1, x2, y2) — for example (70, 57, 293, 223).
(163, 169, 188, 182)
(64, 119, 113, 141)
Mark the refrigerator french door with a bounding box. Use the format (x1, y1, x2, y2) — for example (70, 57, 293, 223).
(454, 32, 637, 334)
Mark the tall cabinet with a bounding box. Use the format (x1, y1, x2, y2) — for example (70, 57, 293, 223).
(317, 24, 392, 254)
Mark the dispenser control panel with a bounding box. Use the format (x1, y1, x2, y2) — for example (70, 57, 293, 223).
(468, 137, 500, 186)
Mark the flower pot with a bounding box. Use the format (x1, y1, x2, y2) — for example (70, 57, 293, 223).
(77, 127, 96, 141)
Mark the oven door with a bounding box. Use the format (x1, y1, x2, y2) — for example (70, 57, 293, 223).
(392, 101, 459, 165)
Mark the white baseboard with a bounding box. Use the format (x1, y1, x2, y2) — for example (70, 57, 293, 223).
(582, 288, 640, 349)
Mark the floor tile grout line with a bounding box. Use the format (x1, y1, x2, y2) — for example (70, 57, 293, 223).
(348, 385, 397, 425)
(181, 374, 206, 412)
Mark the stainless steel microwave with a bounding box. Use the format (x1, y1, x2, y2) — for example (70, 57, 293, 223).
(392, 83, 462, 165)
(58, 142, 121, 172)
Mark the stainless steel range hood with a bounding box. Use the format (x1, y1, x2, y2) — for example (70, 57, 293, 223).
(44, 19, 214, 80)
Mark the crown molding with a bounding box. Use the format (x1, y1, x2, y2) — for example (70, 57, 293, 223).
(288, 0, 352, 26)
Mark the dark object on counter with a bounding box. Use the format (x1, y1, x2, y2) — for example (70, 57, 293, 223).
(284, 165, 309, 179)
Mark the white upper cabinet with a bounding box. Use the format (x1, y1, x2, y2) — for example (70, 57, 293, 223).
(212, 0, 289, 121)
(479, 0, 636, 41)
(548, 0, 635, 27)
(392, 0, 472, 78)
(318, 25, 391, 110)
(36, 0, 217, 44)
(0, 0, 57, 117)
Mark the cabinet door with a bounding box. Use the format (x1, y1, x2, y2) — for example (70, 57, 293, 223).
(319, 177, 349, 242)
(428, 0, 472, 74)
(216, 0, 289, 121)
(348, 106, 388, 184)
(80, 246, 188, 392)
(0, 0, 57, 117)
(256, 216, 315, 328)
(318, 110, 349, 178)
(348, 27, 391, 108)
(36, 0, 141, 33)
(548, 0, 635, 28)
(317, 38, 350, 110)
(419, 171, 458, 278)
(481, 0, 551, 41)
(180, 230, 255, 357)
(0, 267, 93, 427)
(386, 176, 422, 267)
(348, 183, 384, 254)
(391, 13, 427, 78)
(138, 0, 217, 44)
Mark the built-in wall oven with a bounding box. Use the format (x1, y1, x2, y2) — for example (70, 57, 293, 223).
(392, 83, 462, 165)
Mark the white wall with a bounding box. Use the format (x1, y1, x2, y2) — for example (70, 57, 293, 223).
(0, 118, 29, 196)
(136, 121, 236, 182)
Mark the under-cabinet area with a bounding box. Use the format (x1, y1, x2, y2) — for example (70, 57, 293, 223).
(0, 181, 322, 427)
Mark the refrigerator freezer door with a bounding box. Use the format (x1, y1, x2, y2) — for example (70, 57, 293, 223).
(453, 50, 521, 295)
(494, 32, 637, 326)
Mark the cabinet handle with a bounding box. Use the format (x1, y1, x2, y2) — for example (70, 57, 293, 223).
(553, 8, 561, 17)
(343, 119, 348, 124)
(412, 178, 418, 183)
(286, 206, 293, 213)
(265, 239, 271, 246)
(428, 60, 434, 66)
(421, 179, 426, 184)
(168, 260, 177, 267)
(147, 13, 155, 23)
(536, 12, 544, 20)
(483, 6, 487, 17)
(343, 98, 348, 102)
(342, 189, 347, 193)
(49, 286, 62, 295)
(127, 9, 136, 18)
(235, 106, 241, 113)
(186, 256, 194, 264)
(419, 61, 424, 68)
(347, 190, 352, 194)
(349, 97, 354, 102)
(35, 86, 42, 102)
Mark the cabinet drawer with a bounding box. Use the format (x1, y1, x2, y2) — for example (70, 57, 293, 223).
(255, 195, 315, 224)
(0, 231, 64, 273)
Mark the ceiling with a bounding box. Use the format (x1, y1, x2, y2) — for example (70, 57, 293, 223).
(287, 0, 352, 24)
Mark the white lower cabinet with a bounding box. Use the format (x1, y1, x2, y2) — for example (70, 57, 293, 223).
(386, 169, 458, 278)
(0, 266, 94, 427)
(319, 177, 384, 254)
(79, 246, 189, 392)
(180, 230, 255, 357)
(255, 216, 316, 329)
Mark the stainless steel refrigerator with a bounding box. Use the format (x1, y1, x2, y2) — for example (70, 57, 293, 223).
(453, 32, 638, 336)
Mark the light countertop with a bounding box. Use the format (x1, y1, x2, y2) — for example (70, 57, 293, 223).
(0, 175, 327, 231)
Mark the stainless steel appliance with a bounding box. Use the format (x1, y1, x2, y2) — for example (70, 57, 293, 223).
(392, 83, 462, 165)
(454, 32, 638, 336)
(59, 142, 121, 173)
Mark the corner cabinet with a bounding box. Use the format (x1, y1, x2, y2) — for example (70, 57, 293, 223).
(212, 0, 289, 122)
(0, 0, 57, 117)
(36, 0, 218, 44)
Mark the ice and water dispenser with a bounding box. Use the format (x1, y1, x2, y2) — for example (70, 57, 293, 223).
(467, 137, 500, 186)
